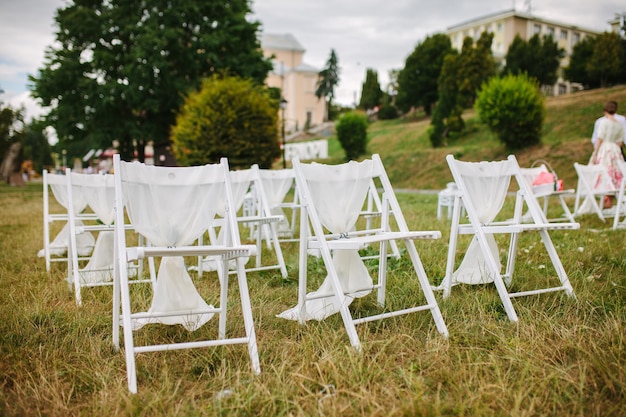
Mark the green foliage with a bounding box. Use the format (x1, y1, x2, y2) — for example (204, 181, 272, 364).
(504, 34, 564, 86)
(21, 121, 54, 174)
(396, 33, 453, 115)
(457, 32, 497, 109)
(475, 73, 545, 149)
(586, 32, 625, 88)
(0, 102, 24, 160)
(377, 103, 399, 120)
(430, 33, 495, 148)
(30, 0, 272, 162)
(359, 68, 383, 110)
(566, 33, 626, 89)
(171, 75, 280, 169)
(335, 112, 368, 160)
(430, 52, 460, 147)
(564, 36, 599, 89)
(316, 49, 340, 121)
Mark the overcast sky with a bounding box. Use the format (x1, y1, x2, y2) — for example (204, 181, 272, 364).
(0, 0, 623, 121)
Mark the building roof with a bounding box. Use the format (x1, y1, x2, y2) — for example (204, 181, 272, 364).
(447, 8, 601, 34)
(261, 33, 305, 52)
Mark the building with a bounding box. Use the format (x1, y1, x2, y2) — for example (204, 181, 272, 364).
(261, 33, 326, 134)
(446, 9, 601, 95)
(608, 12, 625, 36)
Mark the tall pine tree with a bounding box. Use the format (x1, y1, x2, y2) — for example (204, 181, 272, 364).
(315, 49, 340, 121)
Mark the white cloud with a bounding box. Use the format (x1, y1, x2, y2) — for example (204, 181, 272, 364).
(0, 0, 621, 117)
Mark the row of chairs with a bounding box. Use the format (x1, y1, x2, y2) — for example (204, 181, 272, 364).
(42, 153, 587, 393)
(454, 159, 626, 228)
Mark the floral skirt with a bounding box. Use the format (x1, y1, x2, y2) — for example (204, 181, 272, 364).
(595, 142, 624, 188)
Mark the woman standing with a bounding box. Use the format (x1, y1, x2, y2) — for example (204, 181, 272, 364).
(591, 101, 625, 208)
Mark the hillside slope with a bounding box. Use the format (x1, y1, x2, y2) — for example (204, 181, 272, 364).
(366, 85, 626, 190)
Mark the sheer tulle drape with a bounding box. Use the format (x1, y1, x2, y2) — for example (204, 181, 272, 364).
(452, 160, 511, 285)
(279, 160, 374, 320)
(40, 178, 94, 257)
(71, 173, 117, 284)
(120, 163, 225, 331)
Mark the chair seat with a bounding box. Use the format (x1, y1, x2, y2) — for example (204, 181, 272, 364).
(308, 230, 441, 250)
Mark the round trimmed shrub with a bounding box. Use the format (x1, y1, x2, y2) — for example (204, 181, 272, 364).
(475, 73, 545, 149)
(171, 74, 280, 168)
(377, 104, 399, 120)
(335, 112, 368, 161)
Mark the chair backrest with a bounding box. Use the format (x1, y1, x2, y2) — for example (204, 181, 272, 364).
(284, 154, 448, 346)
(41, 169, 95, 269)
(69, 171, 116, 225)
(613, 159, 626, 229)
(574, 162, 617, 196)
(112, 155, 260, 393)
(442, 154, 578, 323)
(257, 168, 294, 211)
(447, 154, 547, 225)
(257, 168, 297, 238)
(116, 160, 234, 248)
(65, 170, 118, 304)
(520, 165, 549, 188)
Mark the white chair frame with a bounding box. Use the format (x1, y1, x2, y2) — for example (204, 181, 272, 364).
(441, 154, 579, 323)
(65, 169, 154, 306)
(519, 164, 575, 223)
(284, 154, 448, 349)
(573, 162, 618, 222)
(41, 169, 96, 271)
(111, 155, 260, 393)
(197, 165, 288, 278)
(612, 159, 626, 230)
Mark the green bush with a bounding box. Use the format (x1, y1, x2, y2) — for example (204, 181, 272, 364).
(171, 74, 280, 168)
(475, 73, 545, 149)
(335, 112, 368, 160)
(377, 104, 399, 120)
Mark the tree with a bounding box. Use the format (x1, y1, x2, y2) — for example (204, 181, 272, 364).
(475, 73, 545, 149)
(456, 32, 496, 109)
(335, 112, 368, 161)
(430, 33, 495, 147)
(359, 68, 383, 110)
(430, 51, 461, 147)
(396, 33, 453, 115)
(504, 34, 564, 87)
(315, 49, 340, 121)
(564, 36, 599, 89)
(1, 103, 24, 163)
(30, 0, 272, 163)
(171, 75, 280, 169)
(21, 120, 54, 174)
(586, 32, 625, 88)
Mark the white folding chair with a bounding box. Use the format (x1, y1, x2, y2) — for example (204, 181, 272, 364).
(612, 159, 626, 230)
(278, 154, 448, 350)
(573, 162, 619, 221)
(195, 165, 288, 278)
(438, 155, 579, 322)
(257, 168, 298, 241)
(40, 169, 95, 271)
(519, 164, 575, 222)
(65, 170, 154, 306)
(111, 155, 260, 393)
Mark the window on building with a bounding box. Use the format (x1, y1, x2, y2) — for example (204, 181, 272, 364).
(534, 24, 541, 34)
(572, 32, 580, 44)
(497, 23, 503, 32)
(560, 29, 568, 39)
(547, 26, 555, 37)
(558, 84, 567, 95)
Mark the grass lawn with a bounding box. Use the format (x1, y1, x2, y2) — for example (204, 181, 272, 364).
(1, 178, 624, 416)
